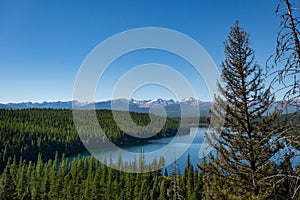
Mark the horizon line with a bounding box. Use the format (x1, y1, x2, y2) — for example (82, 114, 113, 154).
(0, 97, 212, 105)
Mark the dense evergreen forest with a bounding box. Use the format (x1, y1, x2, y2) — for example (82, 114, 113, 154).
(0, 108, 188, 172)
(0, 154, 203, 200)
(0, 108, 200, 199)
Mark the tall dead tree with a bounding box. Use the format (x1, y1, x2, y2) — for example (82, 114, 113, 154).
(273, 0, 300, 103)
(267, 1, 300, 199)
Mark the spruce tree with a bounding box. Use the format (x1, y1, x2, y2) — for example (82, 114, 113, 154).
(201, 21, 283, 199)
(0, 163, 16, 200)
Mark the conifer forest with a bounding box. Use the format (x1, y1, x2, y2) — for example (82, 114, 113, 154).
(1, 0, 300, 199)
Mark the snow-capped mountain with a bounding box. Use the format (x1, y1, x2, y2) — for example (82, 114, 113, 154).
(0, 98, 212, 117)
(181, 97, 197, 102)
(130, 98, 176, 108)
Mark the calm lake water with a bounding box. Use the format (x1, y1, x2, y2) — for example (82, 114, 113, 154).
(69, 127, 205, 173)
(69, 127, 300, 173)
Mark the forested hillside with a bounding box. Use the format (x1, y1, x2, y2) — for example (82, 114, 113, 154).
(0, 109, 188, 172)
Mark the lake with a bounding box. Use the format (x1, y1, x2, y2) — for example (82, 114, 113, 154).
(69, 127, 300, 173)
(69, 127, 205, 173)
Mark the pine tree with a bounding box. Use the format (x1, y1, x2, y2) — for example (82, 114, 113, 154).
(272, 153, 300, 200)
(158, 179, 168, 200)
(201, 21, 283, 199)
(48, 153, 59, 199)
(0, 163, 16, 200)
(15, 160, 30, 199)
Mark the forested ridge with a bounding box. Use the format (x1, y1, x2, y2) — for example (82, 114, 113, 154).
(0, 107, 204, 200)
(0, 108, 188, 172)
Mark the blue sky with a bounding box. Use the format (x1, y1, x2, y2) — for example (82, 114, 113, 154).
(0, 0, 280, 103)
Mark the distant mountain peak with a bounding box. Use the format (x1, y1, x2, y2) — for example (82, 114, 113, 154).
(0, 98, 212, 117)
(182, 97, 197, 102)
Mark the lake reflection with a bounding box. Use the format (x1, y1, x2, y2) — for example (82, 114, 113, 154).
(70, 128, 205, 173)
(69, 127, 300, 173)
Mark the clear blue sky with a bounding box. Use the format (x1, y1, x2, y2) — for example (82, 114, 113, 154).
(0, 0, 280, 103)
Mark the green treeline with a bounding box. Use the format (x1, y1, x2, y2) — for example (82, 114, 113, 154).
(0, 109, 189, 172)
(0, 154, 203, 200)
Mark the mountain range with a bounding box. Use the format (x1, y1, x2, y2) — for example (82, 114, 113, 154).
(0, 98, 212, 117)
(1, 98, 297, 118)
